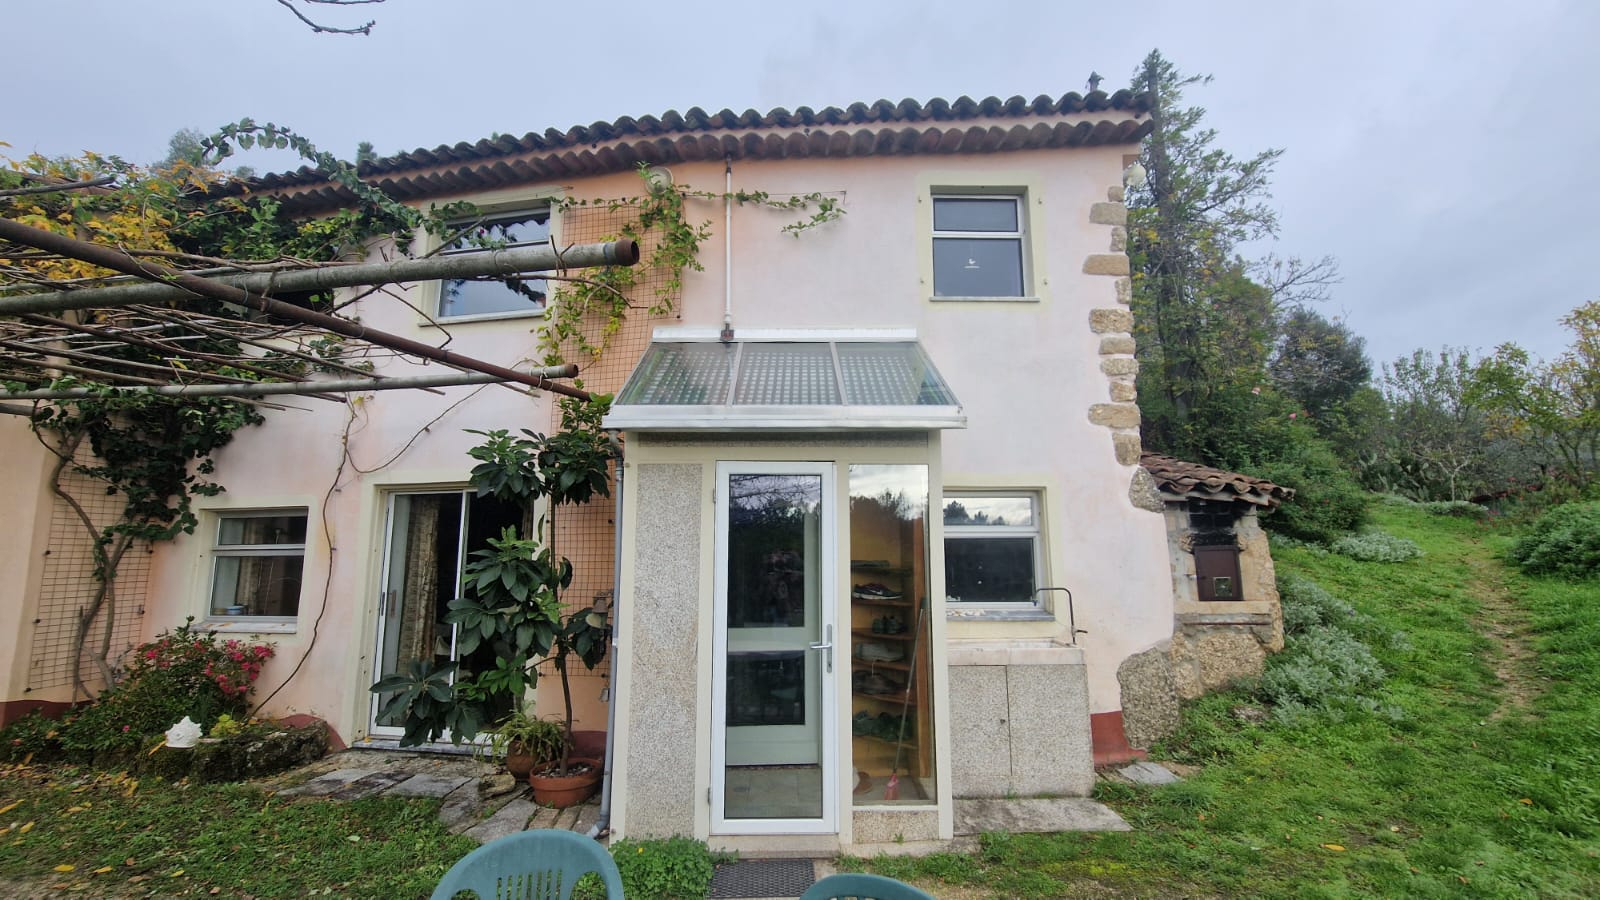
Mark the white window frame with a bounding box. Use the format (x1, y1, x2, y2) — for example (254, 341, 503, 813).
(206, 509, 308, 626)
(941, 490, 1047, 614)
(930, 192, 1029, 300)
(429, 200, 557, 323)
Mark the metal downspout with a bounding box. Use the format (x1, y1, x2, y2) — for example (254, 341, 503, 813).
(589, 432, 626, 838)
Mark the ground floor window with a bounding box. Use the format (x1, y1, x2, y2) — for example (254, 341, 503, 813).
(942, 491, 1043, 607)
(208, 511, 307, 620)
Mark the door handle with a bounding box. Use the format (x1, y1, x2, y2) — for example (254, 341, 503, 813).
(808, 624, 833, 673)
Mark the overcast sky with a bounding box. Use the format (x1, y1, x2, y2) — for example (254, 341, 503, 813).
(8, 0, 1597, 368)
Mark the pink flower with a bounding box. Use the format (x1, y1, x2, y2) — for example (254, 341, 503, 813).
(1289, 413, 1297, 419)
(1251, 387, 1261, 395)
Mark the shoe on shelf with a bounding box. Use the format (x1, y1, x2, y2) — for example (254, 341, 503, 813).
(858, 642, 905, 663)
(852, 583, 903, 601)
(860, 672, 901, 694)
(882, 616, 907, 635)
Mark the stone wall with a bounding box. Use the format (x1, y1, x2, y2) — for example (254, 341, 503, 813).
(621, 463, 704, 838)
(1117, 503, 1284, 749)
(947, 642, 1093, 798)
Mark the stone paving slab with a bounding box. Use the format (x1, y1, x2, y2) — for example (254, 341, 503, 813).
(440, 791, 486, 834)
(390, 773, 474, 799)
(275, 768, 379, 797)
(329, 770, 415, 800)
(954, 798, 1131, 835)
(465, 797, 541, 844)
(1120, 760, 1182, 785)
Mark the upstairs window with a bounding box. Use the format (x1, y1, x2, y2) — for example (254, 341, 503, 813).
(931, 195, 1026, 298)
(437, 207, 551, 319)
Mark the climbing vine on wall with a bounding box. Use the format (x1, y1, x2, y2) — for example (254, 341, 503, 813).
(542, 165, 844, 366)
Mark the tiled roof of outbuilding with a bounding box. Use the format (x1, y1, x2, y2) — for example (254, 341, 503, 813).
(1141, 454, 1295, 508)
(249, 89, 1151, 211)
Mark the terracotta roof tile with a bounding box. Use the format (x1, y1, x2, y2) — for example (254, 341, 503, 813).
(246, 89, 1151, 211)
(1140, 454, 1294, 508)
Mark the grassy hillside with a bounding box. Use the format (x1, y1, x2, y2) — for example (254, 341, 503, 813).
(872, 504, 1600, 898)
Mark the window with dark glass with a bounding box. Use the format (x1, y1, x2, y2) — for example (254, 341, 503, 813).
(437, 208, 551, 318)
(942, 493, 1042, 605)
(209, 511, 307, 619)
(932, 195, 1026, 297)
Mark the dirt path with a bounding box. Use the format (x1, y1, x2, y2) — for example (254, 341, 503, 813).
(1464, 539, 1542, 720)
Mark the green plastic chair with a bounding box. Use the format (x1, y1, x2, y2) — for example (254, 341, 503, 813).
(800, 872, 937, 900)
(429, 829, 624, 900)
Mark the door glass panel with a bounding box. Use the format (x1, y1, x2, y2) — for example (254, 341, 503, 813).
(722, 473, 825, 821)
(848, 465, 936, 805)
(373, 492, 520, 731)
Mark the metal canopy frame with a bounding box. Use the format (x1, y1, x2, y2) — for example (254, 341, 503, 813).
(0, 214, 641, 410)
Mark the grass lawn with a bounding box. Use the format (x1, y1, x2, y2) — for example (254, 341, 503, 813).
(0, 770, 475, 897)
(864, 504, 1600, 898)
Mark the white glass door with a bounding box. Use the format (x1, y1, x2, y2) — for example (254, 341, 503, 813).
(712, 462, 838, 834)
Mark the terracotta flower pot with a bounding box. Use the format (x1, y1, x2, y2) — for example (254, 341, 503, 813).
(528, 756, 602, 808)
(503, 741, 537, 779)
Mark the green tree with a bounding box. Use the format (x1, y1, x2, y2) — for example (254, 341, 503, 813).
(1369, 348, 1500, 500)
(1126, 50, 1339, 457)
(1270, 308, 1372, 421)
(1475, 300, 1600, 491)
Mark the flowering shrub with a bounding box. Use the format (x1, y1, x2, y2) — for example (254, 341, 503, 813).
(60, 620, 274, 754)
(128, 628, 274, 699)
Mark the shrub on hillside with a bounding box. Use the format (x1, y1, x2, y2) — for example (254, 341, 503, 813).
(1278, 572, 1371, 635)
(1264, 574, 1402, 723)
(1331, 529, 1424, 563)
(1261, 625, 1391, 724)
(1509, 502, 1600, 579)
(60, 620, 274, 754)
(1162, 384, 1369, 543)
(1421, 500, 1489, 518)
(1249, 439, 1370, 544)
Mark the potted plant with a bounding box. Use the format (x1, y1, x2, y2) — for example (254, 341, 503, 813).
(369, 396, 615, 809)
(480, 709, 566, 779)
(525, 597, 611, 805)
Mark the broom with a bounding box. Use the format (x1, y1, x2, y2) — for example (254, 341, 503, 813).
(884, 597, 925, 801)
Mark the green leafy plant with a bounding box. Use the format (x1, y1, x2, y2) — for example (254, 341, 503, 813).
(607, 837, 720, 900)
(0, 711, 65, 763)
(1509, 501, 1600, 579)
(478, 709, 567, 768)
(371, 397, 615, 755)
(369, 661, 480, 746)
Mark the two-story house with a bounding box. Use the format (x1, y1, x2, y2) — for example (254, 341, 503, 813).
(1, 89, 1174, 852)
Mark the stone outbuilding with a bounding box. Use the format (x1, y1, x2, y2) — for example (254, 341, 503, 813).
(1114, 455, 1294, 752)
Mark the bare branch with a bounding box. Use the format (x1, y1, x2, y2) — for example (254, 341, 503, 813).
(0, 176, 117, 198)
(1252, 253, 1342, 310)
(274, 0, 380, 35)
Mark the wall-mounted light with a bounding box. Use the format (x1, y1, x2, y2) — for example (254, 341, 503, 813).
(645, 166, 674, 193)
(1123, 161, 1148, 190)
